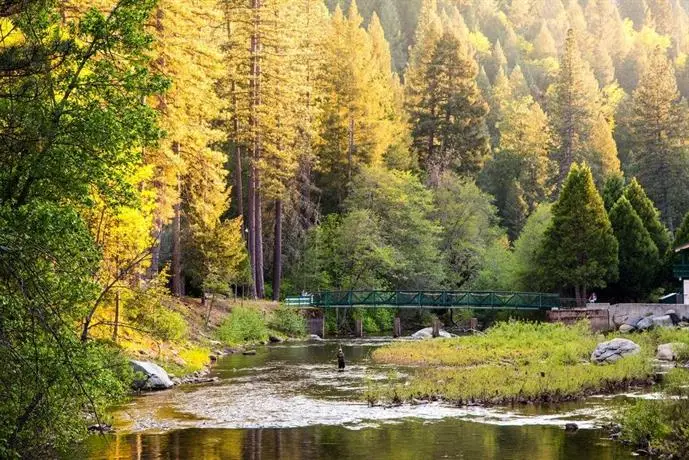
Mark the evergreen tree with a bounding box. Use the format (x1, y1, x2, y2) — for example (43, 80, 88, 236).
(532, 23, 558, 59)
(408, 31, 490, 185)
(149, 0, 228, 296)
(609, 196, 660, 300)
(549, 29, 602, 187)
(674, 211, 689, 247)
(602, 172, 625, 212)
(316, 3, 406, 211)
(587, 113, 621, 185)
(629, 48, 689, 229)
(539, 163, 618, 305)
(624, 178, 672, 256)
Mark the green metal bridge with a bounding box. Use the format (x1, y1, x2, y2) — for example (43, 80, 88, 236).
(286, 290, 561, 310)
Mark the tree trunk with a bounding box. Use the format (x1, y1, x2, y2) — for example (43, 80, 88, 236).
(232, 79, 245, 229)
(147, 215, 162, 279)
(248, 166, 257, 298)
(272, 199, 282, 301)
(255, 182, 265, 298)
(205, 294, 215, 327)
(112, 290, 120, 342)
(171, 142, 183, 297)
(248, 0, 262, 299)
(348, 112, 354, 181)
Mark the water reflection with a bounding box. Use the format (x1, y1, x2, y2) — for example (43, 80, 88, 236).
(77, 419, 632, 460)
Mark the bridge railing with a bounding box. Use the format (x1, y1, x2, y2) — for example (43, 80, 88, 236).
(311, 290, 561, 310)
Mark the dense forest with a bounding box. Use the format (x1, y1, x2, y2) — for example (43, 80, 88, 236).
(4, 0, 689, 454)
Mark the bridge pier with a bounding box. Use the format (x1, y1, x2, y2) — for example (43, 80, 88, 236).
(355, 319, 363, 338)
(393, 316, 402, 338)
(306, 309, 325, 338)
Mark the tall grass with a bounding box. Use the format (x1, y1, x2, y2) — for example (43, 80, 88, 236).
(369, 321, 654, 405)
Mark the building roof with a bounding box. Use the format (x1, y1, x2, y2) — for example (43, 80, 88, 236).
(675, 242, 689, 253)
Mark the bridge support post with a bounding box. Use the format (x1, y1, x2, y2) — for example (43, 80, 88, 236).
(393, 316, 402, 338)
(432, 318, 441, 338)
(469, 318, 478, 331)
(355, 319, 363, 338)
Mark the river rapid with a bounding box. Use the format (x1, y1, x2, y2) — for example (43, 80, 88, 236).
(74, 338, 636, 459)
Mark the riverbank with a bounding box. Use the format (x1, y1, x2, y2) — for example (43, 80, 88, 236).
(369, 321, 671, 406)
(91, 297, 307, 388)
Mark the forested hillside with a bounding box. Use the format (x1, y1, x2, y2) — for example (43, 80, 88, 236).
(3, 0, 689, 454)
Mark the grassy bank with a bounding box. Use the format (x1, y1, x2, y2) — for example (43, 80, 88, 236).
(368, 321, 656, 405)
(91, 297, 305, 378)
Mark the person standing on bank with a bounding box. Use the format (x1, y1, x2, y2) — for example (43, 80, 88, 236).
(337, 347, 345, 371)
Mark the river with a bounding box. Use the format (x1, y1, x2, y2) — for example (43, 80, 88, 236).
(74, 338, 636, 459)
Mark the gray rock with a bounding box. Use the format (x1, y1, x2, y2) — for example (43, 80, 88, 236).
(129, 360, 174, 390)
(308, 334, 324, 341)
(636, 317, 655, 331)
(591, 338, 641, 364)
(619, 324, 635, 333)
(411, 327, 452, 339)
(666, 309, 677, 316)
(652, 315, 674, 328)
(565, 423, 579, 432)
(624, 316, 643, 327)
(656, 343, 687, 361)
(242, 350, 257, 355)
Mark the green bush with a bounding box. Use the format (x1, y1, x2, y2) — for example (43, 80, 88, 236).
(217, 307, 269, 345)
(148, 308, 188, 341)
(268, 307, 306, 337)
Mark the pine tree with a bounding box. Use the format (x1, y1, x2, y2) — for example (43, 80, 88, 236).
(550, 29, 601, 187)
(629, 48, 689, 229)
(609, 196, 660, 300)
(602, 173, 625, 212)
(588, 113, 621, 185)
(223, 0, 321, 297)
(316, 2, 406, 212)
(675, 211, 689, 246)
(539, 163, 618, 305)
(624, 178, 672, 257)
(147, 0, 227, 296)
(532, 22, 557, 59)
(408, 31, 490, 185)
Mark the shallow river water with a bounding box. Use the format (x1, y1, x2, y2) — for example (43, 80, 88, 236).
(75, 338, 636, 459)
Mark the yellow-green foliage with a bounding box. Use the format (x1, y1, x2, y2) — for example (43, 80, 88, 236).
(370, 321, 654, 404)
(179, 347, 211, 373)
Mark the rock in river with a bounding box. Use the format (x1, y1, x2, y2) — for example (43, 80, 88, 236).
(591, 338, 640, 364)
(130, 360, 173, 390)
(411, 327, 452, 339)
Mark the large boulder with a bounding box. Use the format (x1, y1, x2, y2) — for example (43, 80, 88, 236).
(411, 327, 452, 339)
(591, 338, 641, 364)
(652, 315, 674, 328)
(636, 317, 655, 331)
(130, 360, 174, 390)
(624, 316, 643, 328)
(656, 343, 687, 361)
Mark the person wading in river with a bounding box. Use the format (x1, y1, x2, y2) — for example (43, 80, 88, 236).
(337, 347, 346, 372)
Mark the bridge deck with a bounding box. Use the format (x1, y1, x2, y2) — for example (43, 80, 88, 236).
(288, 290, 561, 310)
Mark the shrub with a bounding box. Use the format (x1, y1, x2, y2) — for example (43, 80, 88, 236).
(217, 307, 268, 345)
(148, 308, 188, 341)
(268, 307, 306, 337)
(179, 347, 211, 372)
